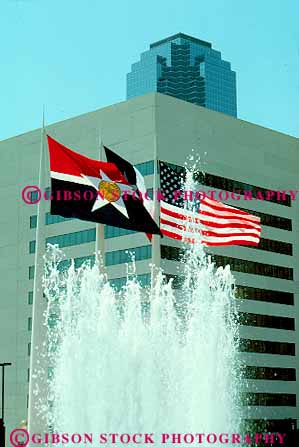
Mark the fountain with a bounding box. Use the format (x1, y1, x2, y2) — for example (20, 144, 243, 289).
(43, 162, 242, 444)
(44, 243, 241, 442)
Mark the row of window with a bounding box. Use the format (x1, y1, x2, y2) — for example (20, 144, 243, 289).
(57, 255, 95, 272)
(161, 161, 292, 207)
(236, 285, 294, 305)
(214, 254, 293, 280)
(29, 245, 152, 279)
(46, 229, 96, 248)
(165, 275, 294, 306)
(246, 237, 292, 256)
(106, 245, 151, 266)
(30, 213, 73, 228)
(243, 392, 296, 407)
(243, 365, 296, 381)
(30, 225, 137, 252)
(243, 418, 297, 432)
(110, 273, 151, 290)
(23, 339, 290, 359)
(237, 206, 292, 231)
(28, 314, 59, 331)
(161, 246, 294, 280)
(160, 164, 292, 231)
(28, 314, 295, 331)
(239, 312, 295, 331)
(239, 338, 295, 356)
(57, 257, 151, 285)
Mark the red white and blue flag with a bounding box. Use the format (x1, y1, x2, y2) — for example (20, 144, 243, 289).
(198, 195, 261, 246)
(159, 161, 261, 246)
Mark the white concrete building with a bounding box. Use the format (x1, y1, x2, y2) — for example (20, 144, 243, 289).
(0, 93, 298, 436)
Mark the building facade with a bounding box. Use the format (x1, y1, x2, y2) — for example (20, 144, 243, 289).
(127, 33, 237, 117)
(0, 93, 298, 436)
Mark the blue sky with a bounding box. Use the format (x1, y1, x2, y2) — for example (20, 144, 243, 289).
(1, 0, 298, 140)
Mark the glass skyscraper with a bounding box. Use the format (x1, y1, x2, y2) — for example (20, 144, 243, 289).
(127, 33, 237, 117)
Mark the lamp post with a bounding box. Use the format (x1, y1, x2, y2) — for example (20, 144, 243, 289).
(0, 363, 12, 447)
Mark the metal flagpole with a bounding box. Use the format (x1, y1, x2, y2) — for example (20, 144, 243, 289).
(0, 363, 12, 447)
(95, 132, 105, 266)
(151, 136, 161, 284)
(28, 109, 48, 437)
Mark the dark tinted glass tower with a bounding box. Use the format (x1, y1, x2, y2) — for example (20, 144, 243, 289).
(127, 33, 237, 117)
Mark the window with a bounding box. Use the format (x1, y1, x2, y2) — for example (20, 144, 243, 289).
(30, 213, 74, 228)
(239, 312, 295, 330)
(239, 339, 295, 356)
(46, 229, 96, 248)
(38, 230, 110, 252)
(28, 291, 33, 305)
(135, 160, 154, 176)
(28, 342, 31, 356)
(243, 392, 296, 406)
(163, 277, 294, 305)
(236, 286, 294, 305)
(28, 317, 32, 331)
(161, 245, 182, 262)
(164, 274, 184, 289)
(110, 273, 151, 290)
(240, 208, 292, 231)
(56, 250, 151, 272)
(105, 226, 136, 239)
(243, 419, 297, 432)
(30, 191, 39, 202)
(243, 366, 296, 381)
(45, 213, 73, 225)
(106, 246, 151, 266)
(29, 241, 36, 254)
(201, 172, 292, 206)
(213, 254, 293, 280)
(245, 238, 292, 255)
(56, 255, 95, 272)
(74, 256, 95, 269)
(161, 246, 294, 280)
(30, 215, 37, 229)
(48, 314, 58, 328)
(29, 266, 35, 280)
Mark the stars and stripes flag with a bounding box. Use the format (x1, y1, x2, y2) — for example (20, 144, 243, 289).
(159, 161, 261, 246)
(199, 195, 261, 246)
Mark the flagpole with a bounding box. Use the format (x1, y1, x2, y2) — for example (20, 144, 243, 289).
(151, 137, 161, 284)
(95, 132, 105, 267)
(28, 109, 48, 437)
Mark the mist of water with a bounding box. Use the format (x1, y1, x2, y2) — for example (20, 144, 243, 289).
(44, 161, 242, 441)
(44, 243, 241, 439)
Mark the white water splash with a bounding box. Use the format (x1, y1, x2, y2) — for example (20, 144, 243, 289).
(43, 162, 242, 442)
(44, 242, 241, 441)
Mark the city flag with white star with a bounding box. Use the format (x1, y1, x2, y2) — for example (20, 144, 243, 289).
(47, 135, 161, 235)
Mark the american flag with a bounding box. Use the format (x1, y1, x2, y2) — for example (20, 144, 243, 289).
(159, 161, 185, 207)
(199, 195, 261, 246)
(159, 161, 261, 246)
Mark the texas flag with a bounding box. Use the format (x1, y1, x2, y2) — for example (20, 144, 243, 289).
(47, 135, 161, 235)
